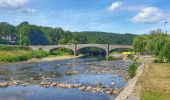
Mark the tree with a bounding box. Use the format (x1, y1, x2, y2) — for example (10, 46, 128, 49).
(17, 23, 48, 45)
(0, 22, 17, 44)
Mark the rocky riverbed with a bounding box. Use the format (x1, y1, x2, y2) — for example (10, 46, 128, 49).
(0, 58, 135, 100)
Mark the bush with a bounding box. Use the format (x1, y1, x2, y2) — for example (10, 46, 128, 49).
(0, 45, 30, 51)
(127, 54, 134, 60)
(51, 48, 73, 56)
(108, 56, 122, 61)
(128, 63, 137, 78)
(31, 50, 49, 58)
(154, 59, 163, 63)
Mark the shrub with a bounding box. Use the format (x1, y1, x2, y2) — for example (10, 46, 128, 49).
(128, 63, 137, 78)
(108, 56, 122, 61)
(31, 50, 49, 58)
(127, 54, 134, 60)
(0, 45, 30, 51)
(51, 48, 73, 56)
(154, 59, 163, 63)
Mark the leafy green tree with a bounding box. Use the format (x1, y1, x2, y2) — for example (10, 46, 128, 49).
(133, 35, 148, 52)
(17, 22, 48, 45)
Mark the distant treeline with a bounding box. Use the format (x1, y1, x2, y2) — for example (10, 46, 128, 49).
(0, 22, 137, 45)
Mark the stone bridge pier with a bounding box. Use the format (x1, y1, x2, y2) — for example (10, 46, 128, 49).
(28, 44, 133, 60)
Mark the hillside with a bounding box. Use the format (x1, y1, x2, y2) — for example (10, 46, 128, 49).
(0, 22, 137, 45)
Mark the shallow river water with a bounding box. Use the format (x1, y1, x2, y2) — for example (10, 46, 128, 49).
(0, 58, 133, 100)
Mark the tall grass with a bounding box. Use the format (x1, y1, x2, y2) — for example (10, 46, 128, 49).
(0, 45, 74, 62)
(51, 48, 73, 56)
(31, 50, 49, 58)
(0, 51, 32, 62)
(0, 45, 30, 51)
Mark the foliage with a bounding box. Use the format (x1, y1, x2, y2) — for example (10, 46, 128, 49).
(51, 48, 73, 56)
(0, 45, 30, 51)
(0, 22, 17, 44)
(31, 50, 49, 58)
(0, 22, 137, 45)
(17, 22, 48, 45)
(128, 63, 137, 78)
(133, 29, 170, 62)
(127, 54, 135, 60)
(108, 56, 122, 61)
(0, 51, 32, 62)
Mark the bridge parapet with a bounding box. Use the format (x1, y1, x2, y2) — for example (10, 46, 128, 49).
(76, 44, 108, 51)
(109, 45, 133, 51)
(26, 44, 133, 60)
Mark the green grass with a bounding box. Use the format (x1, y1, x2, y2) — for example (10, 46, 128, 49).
(0, 46, 74, 62)
(0, 50, 49, 62)
(141, 90, 165, 100)
(0, 50, 32, 62)
(0, 45, 30, 51)
(140, 63, 170, 100)
(31, 50, 49, 58)
(51, 48, 73, 56)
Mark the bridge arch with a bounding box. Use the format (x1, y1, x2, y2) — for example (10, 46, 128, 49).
(109, 48, 133, 53)
(76, 46, 107, 56)
(76, 44, 109, 58)
(108, 45, 133, 52)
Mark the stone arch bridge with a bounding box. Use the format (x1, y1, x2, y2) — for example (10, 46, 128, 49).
(28, 44, 133, 59)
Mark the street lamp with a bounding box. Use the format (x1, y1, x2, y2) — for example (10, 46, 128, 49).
(164, 21, 168, 34)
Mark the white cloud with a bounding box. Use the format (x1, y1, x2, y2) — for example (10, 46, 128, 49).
(132, 7, 166, 23)
(0, 0, 35, 13)
(108, 1, 122, 11)
(18, 7, 35, 13)
(128, 6, 145, 11)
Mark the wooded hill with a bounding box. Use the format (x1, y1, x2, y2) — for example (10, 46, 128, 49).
(0, 22, 137, 45)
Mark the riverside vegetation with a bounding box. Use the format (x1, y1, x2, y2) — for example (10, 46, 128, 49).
(133, 29, 170, 63)
(133, 30, 170, 100)
(0, 45, 73, 62)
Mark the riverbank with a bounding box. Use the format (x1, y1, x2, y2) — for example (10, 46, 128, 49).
(29, 55, 83, 63)
(115, 55, 154, 100)
(0, 55, 83, 65)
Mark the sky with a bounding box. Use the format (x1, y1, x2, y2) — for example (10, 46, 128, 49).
(0, 0, 170, 34)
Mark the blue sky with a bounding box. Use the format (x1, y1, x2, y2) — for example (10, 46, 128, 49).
(0, 0, 169, 34)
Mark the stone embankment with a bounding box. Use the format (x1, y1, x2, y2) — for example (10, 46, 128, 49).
(115, 56, 150, 100)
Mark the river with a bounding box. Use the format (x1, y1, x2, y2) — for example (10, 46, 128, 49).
(0, 58, 133, 100)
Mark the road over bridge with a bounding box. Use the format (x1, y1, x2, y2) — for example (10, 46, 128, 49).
(28, 44, 133, 59)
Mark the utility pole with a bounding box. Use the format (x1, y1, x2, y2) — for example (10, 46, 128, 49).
(19, 32, 21, 46)
(164, 21, 168, 34)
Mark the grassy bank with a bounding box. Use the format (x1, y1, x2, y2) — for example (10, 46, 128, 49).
(140, 63, 170, 100)
(0, 50, 31, 62)
(0, 46, 74, 62)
